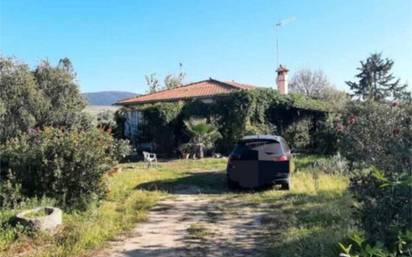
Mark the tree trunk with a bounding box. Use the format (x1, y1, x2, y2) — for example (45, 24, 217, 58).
(198, 145, 204, 159)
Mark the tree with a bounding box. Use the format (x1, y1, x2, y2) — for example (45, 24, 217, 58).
(183, 118, 221, 158)
(346, 53, 409, 101)
(321, 86, 350, 112)
(289, 69, 332, 99)
(0, 56, 91, 143)
(145, 73, 161, 93)
(33, 58, 88, 129)
(0, 57, 46, 142)
(145, 63, 186, 92)
(164, 63, 185, 90)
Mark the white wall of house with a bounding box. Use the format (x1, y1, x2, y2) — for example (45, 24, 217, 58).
(124, 109, 142, 140)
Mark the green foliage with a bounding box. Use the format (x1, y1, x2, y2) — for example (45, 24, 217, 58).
(283, 118, 312, 150)
(111, 139, 132, 162)
(182, 118, 221, 158)
(338, 101, 412, 248)
(128, 88, 333, 155)
(96, 110, 117, 131)
(0, 127, 131, 209)
(338, 101, 411, 174)
(310, 153, 349, 175)
(346, 53, 410, 101)
(33, 58, 88, 129)
(113, 107, 128, 139)
(0, 57, 46, 142)
(138, 102, 184, 154)
(339, 231, 412, 257)
(0, 56, 91, 143)
(145, 73, 161, 93)
(0, 171, 24, 208)
(312, 112, 340, 154)
(145, 63, 186, 92)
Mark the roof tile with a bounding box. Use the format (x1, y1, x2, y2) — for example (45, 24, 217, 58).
(117, 79, 255, 105)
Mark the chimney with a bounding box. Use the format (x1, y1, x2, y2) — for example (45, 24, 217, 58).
(276, 65, 289, 95)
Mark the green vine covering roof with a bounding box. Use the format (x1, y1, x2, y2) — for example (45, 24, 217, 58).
(288, 93, 331, 112)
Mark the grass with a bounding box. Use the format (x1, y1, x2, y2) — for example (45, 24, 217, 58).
(187, 223, 213, 239)
(0, 156, 355, 257)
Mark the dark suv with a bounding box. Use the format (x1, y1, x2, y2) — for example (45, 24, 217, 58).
(226, 135, 292, 190)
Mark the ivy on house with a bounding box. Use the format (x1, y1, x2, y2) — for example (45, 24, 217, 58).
(120, 88, 333, 155)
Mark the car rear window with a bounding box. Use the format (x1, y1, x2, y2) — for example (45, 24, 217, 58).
(280, 138, 290, 153)
(232, 140, 283, 160)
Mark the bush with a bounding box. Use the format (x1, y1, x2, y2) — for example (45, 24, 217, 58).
(0, 171, 24, 208)
(312, 113, 339, 154)
(283, 118, 312, 150)
(0, 127, 131, 209)
(138, 102, 184, 155)
(338, 101, 412, 248)
(340, 231, 412, 257)
(311, 153, 348, 175)
(96, 110, 117, 131)
(110, 139, 132, 162)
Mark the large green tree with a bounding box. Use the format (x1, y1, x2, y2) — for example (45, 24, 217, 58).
(0, 56, 90, 142)
(346, 53, 409, 101)
(33, 58, 89, 129)
(0, 57, 46, 142)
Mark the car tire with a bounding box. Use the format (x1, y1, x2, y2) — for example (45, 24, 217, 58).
(280, 179, 290, 190)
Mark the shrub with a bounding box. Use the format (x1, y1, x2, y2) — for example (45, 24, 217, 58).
(0, 171, 24, 208)
(311, 153, 348, 175)
(340, 230, 412, 257)
(0, 127, 131, 209)
(283, 118, 312, 150)
(110, 139, 132, 162)
(181, 118, 221, 158)
(338, 101, 412, 248)
(138, 102, 184, 155)
(312, 113, 339, 154)
(96, 110, 117, 131)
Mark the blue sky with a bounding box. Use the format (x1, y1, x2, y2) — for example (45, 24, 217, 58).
(1, 0, 411, 93)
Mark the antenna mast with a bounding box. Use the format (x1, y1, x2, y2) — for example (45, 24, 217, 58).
(275, 17, 296, 67)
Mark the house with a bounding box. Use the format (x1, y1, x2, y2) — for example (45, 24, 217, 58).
(116, 66, 289, 140)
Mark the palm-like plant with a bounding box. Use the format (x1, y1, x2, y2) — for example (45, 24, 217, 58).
(183, 118, 221, 158)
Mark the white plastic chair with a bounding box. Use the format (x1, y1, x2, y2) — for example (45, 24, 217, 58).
(142, 151, 158, 168)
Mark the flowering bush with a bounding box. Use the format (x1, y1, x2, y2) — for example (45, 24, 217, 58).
(337, 101, 412, 248)
(0, 127, 131, 209)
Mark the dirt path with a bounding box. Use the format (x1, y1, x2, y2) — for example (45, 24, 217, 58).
(96, 194, 273, 257)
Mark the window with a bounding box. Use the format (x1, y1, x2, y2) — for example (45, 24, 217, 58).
(233, 140, 283, 160)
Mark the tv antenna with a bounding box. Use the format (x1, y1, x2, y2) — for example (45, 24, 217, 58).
(275, 17, 296, 66)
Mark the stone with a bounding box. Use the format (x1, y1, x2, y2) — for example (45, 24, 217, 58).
(16, 207, 62, 231)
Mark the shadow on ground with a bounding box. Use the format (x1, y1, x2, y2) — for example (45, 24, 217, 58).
(136, 170, 275, 195)
(136, 170, 229, 194)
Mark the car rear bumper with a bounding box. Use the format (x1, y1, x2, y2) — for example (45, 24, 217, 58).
(227, 160, 290, 188)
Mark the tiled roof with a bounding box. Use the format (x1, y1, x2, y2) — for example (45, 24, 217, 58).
(116, 78, 256, 105)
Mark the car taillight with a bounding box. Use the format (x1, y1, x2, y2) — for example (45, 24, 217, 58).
(277, 155, 288, 161)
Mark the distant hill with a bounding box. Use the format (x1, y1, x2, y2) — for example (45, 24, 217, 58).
(82, 91, 137, 106)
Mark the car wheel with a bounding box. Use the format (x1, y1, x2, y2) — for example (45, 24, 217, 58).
(280, 179, 290, 190)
